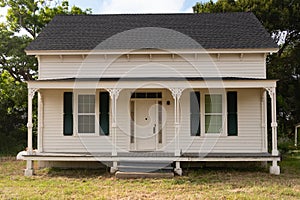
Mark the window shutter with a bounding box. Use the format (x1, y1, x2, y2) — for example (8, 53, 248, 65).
(63, 92, 73, 136)
(227, 92, 238, 136)
(190, 91, 200, 136)
(100, 92, 110, 135)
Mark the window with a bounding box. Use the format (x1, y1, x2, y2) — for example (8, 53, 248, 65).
(227, 92, 238, 136)
(78, 95, 95, 133)
(100, 92, 110, 135)
(131, 92, 162, 98)
(190, 91, 200, 136)
(63, 92, 73, 136)
(205, 94, 222, 133)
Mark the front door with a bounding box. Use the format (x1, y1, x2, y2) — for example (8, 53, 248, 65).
(135, 100, 157, 151)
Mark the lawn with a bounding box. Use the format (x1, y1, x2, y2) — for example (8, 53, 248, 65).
(0, 154, 299, 200)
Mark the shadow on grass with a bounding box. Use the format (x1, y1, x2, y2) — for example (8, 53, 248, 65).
(40, 167, 112, 178)
(34, 152, 300, 182)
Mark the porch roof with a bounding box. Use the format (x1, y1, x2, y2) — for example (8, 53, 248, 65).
(27, 77, 277, 89)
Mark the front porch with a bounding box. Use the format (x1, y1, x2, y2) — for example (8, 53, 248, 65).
(23, 152, 280, 176)
(25, 78, 281, 176)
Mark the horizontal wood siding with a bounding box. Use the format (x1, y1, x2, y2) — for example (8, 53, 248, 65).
(41, 88, 264, 154)
(39, 53, 266, 79)
(42, 90, 113, 153)
(177, 89, 263, 153)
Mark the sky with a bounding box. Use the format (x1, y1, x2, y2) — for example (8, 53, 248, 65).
(68, 0, 202, 14)
(0, 0, 207, 22)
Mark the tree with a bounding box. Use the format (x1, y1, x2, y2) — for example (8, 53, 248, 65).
(0, 0, 90, 154)
(0, 0, 91, 81)
(193, 0, 300, 139)
(0, 70, 27, 154)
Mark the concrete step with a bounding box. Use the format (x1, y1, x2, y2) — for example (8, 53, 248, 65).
(118, 161, 173, 173)
(115, 171, 174, 179)
(119, 161, 173, 167)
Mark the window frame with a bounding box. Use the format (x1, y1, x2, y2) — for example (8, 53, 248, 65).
(203, 93, 225, 135)
(74, 91, 98, 136)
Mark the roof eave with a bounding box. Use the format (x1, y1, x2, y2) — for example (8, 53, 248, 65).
(25, 48, 279, 56)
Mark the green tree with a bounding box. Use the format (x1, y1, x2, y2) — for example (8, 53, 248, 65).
(0, 71, 27, 154)
(193, 0, 300, 139)
(0, 0, 91, 81)
(0, 0, 90, 154)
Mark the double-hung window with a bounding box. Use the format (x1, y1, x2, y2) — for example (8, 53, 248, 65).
(205, 94, 223, 134)
(78, 95, 95, 133)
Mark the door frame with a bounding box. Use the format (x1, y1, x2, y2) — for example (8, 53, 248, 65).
(130, 97, 163, 151)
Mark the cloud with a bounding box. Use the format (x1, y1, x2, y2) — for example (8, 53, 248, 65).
(99, 0, 186, 14)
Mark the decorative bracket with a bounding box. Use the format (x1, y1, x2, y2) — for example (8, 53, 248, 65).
(265, 87, 275, 99)
(170, 88, 184, 100)
(28, 88, 38, 99)
(107, 88, 122, 100)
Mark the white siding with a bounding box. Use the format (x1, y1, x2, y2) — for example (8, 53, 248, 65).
(41, 88, 265, 154)
(42, 90, 113, 153)
(38, 53, 266, 79)
(174, 89, 264, 153)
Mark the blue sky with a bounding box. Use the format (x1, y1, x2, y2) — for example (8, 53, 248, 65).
(68, 0, 206, 14)
(0, 0, 211, 22)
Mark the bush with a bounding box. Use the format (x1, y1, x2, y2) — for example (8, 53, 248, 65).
(278, 136, 296, 154)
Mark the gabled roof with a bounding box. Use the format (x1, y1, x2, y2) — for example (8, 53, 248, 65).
(26, 12, 278, 52)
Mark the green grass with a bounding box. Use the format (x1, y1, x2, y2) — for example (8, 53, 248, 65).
(0, 154, 299, 199)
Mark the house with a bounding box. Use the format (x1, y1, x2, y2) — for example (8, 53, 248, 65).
(24, 12, 280, 176)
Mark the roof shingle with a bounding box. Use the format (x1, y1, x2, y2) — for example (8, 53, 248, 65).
(26, 12, 278, 51)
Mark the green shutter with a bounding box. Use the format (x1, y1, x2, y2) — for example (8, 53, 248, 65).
(63, 92, 73, 136)
(227, 92, 238, 136)
(190, 91, 200, 136)
(100, 92, 110, 135)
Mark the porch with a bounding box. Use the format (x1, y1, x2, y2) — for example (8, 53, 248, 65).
(23, 152, 280, 176)
(24, 152, 280, 162)
(25, 78, 281, 176)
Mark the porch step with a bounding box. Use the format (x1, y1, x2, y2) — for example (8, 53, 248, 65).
(115, 171, 174, 179)
(117, 161, 174, 173)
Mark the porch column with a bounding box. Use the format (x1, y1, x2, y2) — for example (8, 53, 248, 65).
(266, 87, 279, 156)
(107, 88, 121, 157)
(266, 87, 280, 175)
(38, 92, 44, 152)
(170, 88, 184, 157)
(25, 88, 38, 176)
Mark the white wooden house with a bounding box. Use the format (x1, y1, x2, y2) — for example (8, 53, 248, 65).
(24, 12, 280, 176)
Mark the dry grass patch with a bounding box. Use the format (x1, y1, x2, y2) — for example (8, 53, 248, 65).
(0, 154, 299, 199)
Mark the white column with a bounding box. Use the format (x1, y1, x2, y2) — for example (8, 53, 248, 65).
(38, 92, 44, 152)
(27, 88, 38, 154)
(107, 88, 121, 157)
(266, 87, 279, 156)
(170, 88, 184, 156)
(261, 90, 268, 152)
(266, 87, 280, 175)
(25, 88, 38, 176)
